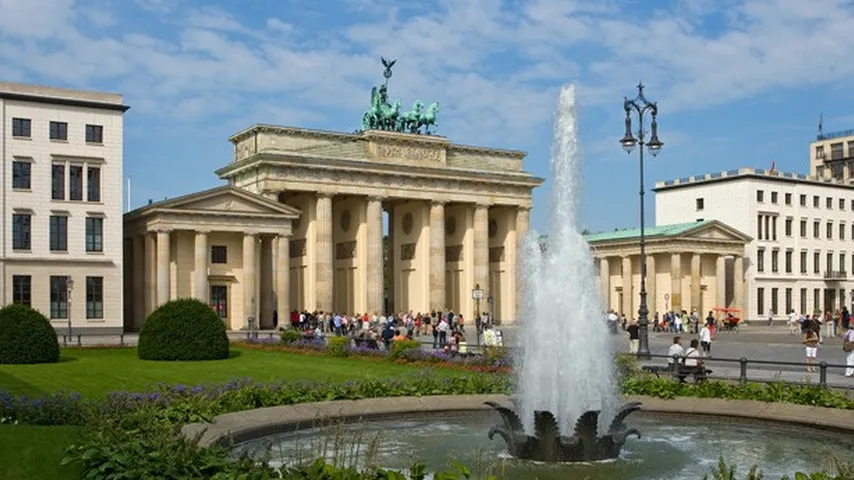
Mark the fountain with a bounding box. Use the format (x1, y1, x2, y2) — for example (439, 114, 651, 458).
(485, 84, 642, 462)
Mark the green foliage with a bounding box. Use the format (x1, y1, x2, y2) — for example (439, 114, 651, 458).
(614, 353, 639, 385)
(280, 329, 304, 343)
(138, 299, 229, 361)
(481, 346, 509, 366)
(0, 304, 60, 365)
(389, 340, 421, 359)
(327, 336, 351, 357)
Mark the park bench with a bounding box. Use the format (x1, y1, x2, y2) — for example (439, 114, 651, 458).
(353, 338, 380, 350)
(642, 362, 712, 383)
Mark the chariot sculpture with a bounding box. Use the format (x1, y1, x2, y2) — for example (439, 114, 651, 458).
(485, 401, 642, 462)
(359, 57, 439, 135)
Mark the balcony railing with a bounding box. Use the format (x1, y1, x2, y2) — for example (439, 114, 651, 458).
(824, 270, 847, 280)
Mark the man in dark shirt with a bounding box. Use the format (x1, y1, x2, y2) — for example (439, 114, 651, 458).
(627, 320, 640, 354)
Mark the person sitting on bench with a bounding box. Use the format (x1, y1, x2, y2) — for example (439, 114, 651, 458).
(682, 339, 705, 382)
(667, 336, 684, 370)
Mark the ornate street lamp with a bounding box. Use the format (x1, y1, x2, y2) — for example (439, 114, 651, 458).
(66, 276, 74, 342)
(620, 83, 664, 359)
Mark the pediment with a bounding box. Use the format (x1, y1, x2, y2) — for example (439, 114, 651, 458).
(683, 221, 751, 242)
(154, 186, 300, 217)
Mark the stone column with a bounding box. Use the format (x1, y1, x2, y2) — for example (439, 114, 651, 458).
(276, 235, 290, 327)
(260, 236, 274, 327)
(132, 234, 145, 327)
(366, 196, 384, 315)
(473, 203, 490, 315)
(515, 207, 531, 318)
(144, 233, 156, 315)
(599, 257, 610, 308)
(243, 233, 257, 328)
(621, 256, 632, 317)
(315, 194, 333, 313)
(387, 204, 395, 314)
(670, 253, 682, 312)
(193, 231, 209, 301)
(733, 256, 744, 314)
(429, 201, 446, 311)
(156, 230, 171, 306)
(690, 253, 701, 312)
(647, 254, 657, 316)
(716, 255, 727, 310)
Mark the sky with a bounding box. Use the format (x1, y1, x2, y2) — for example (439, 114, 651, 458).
(2, 0, 854, 236)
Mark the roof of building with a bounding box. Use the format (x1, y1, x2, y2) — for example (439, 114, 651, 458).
(653, 167, 854, 192)
(583, 220, 713, 243)
(0, 81, 129, 112)
(814, 128, 854, 142)
(123, 184, 300, 220)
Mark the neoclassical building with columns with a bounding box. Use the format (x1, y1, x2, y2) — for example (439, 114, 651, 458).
(123, 126, 541, 330)
(586, 220, 752, 318)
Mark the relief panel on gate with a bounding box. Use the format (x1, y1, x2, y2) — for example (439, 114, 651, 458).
(401, 243, 417, 261)
(289, 239, 307, 257)
(336, 241, 357, 260)
(446, 245, 463, 262)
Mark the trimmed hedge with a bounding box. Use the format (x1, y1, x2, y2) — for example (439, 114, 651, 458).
(138, 299, 229, 361)
(0, 304, 60, 365)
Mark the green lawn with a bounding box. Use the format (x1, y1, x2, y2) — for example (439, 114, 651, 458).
(0, 346, 441, 399)
(0, 425, 82, 479)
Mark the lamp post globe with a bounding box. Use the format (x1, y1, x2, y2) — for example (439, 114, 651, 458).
(619, 83, 664, 359)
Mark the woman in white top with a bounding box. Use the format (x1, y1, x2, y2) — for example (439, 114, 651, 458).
(699, 323, 712, 357)
(844, 324, 854, 378)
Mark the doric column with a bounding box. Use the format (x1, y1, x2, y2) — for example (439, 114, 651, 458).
(515, 206, 531, 319)
(647, 254, 657, 316)
(315, 194, 333, 313)
(144, 233, 156, 315)
(276, 235, 290, 327)
(716, 255, 727, 310)
(733, 256, 744, 314)
(621, 256, 632, 317)
(473, 203, 490, 315)
(243, 233, 257, 328)
(387, 204, 395, 314)
(132, 234, 145, 327)
(515, 206, 530, 241)
(670, 253, 682, 312)
(429, 201, 446, 312)
(156, 230, 171, 307)
(193, 231, 209, 301)
(690, 253, 701, 311)
(366, 196, 384, 315)
(260, 236, 274, 327)
(599, 257, 610, 308)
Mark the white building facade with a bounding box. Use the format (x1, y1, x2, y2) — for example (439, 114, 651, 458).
(1, 82, 128, 334)
(655, 167, 854, 322)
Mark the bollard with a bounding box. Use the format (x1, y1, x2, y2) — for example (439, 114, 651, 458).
(819, 361, 828, 387)
(77, 335, 82, 347)
(62, 335, 67, 346)
(120, 334, 124, 347)
(739, 357, 748, 383)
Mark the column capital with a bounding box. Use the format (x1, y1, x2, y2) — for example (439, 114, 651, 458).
(195, 229, 211, 235)
(430, 200, 447, 208)
(517, 205, 532, 211)
(154, 228, 172, 234)
(367, 195, 386, 202)
(475, 201, 492, 208)
(317, 192, 334, 200)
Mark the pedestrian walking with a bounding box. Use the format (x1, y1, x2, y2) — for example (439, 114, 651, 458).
(627, 319, 639, 354)
(844, 323, 854, 378)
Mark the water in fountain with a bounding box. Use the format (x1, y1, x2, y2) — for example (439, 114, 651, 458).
(517, 84, 618, 435)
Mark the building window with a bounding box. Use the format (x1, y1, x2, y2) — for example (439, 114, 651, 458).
(757, 248, 765, 273)
(771, 192, 778, 204)
(86, 276, 104, 319)
(50, 276, 69, 319)
(816, 145, 825, 159)
(12, 275, 31, 307)
(785, 288, 792, 314)
(800, 251, 808, 274)
(49, 215, 68, 251)
(695, 198, 704, 211)
(771, 217, 777, 241)
(831, 142, 844, 160)
(785, 250, 792, 273)
(841, 224, 846, 241)
(757, 215, 763, 240)
(12, 117, 31, 137)
(87, 167, 101, 202)
(757, 190, 764, 202)
(210, 285, 228, 319)
(831, 163, 844, 179)
(813, 289, 821, 314)
(757, 288, 765, 315)
(85, 217, 104, 252)
(85, 124, 103, 143)
(52, 164, 65, 200)
(800, 288, 807, 315)
(813, 195, 820, 208)
(826, 197, 833, 209)
(800, 220, 807, 237)
(771, 250, 779, 273)
(12, 161, 31, 189)
(12, 213, 31, 250)
(813, 221, 820, 238)
(785, 218, 793, 237)
(848, 141, 854, 158)
(840, 198, 846, 210)
(814, 252, 820, 274)
(49, 121, 68, 140)
(841, 254, 847, 273)
(785, 193, 792, 205)
(771, 288, 779, 315)
(827, 222, 833, 239)
(827, 252, 834, 273)
(69, 165, 83, 201)
(211, 245, 228, 264)
(800, 194, 807, 206)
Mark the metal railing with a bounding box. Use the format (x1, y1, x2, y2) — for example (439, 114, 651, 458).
(824, 270, 848, 279)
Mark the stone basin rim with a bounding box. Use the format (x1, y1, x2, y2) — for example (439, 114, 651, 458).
(181, 394, 854, 449)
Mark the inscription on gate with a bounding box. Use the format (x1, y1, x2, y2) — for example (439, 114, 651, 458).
(375, 143, 442, 162)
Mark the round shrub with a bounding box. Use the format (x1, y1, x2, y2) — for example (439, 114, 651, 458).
(0, 304, 60, 364)
(138, 298, 229, 361)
